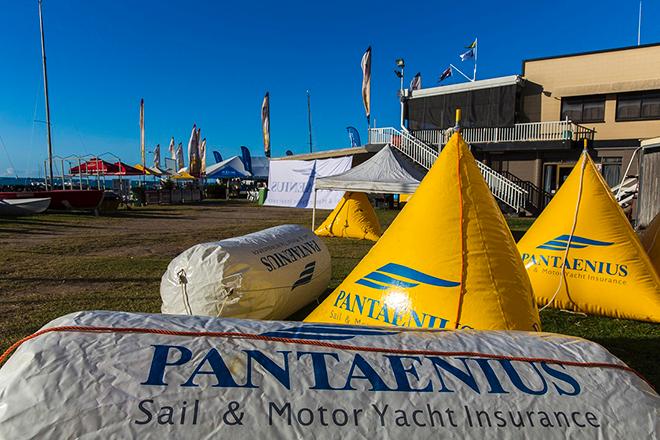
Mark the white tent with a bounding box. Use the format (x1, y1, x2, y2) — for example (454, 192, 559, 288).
(311, 144, 425, 226)
(205, 156, 251, 178)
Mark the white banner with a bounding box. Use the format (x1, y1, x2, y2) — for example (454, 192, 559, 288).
(265, 157, 352, 209)
(0, 311, 657, 439)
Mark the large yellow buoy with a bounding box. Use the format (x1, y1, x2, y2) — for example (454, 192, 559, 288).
(305, 132, 541, 331)
(517, 151, 660, 322)
(315, 192, 381, 241)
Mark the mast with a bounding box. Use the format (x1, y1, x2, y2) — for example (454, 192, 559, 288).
(307, 90, 313, 153)
(38, 0, 54, 187)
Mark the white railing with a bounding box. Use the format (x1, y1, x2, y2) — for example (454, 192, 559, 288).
(369, 127, 527, 212)
(612, 176, 638, 208)
(411, 120, 595, 148)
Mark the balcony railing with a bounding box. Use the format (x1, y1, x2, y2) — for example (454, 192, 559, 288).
(411, 120, 595, 148)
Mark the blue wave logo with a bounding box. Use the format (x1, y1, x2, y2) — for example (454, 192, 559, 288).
(536, 234, 613, 251)
(261, 324, 399, 341)
(291, 261, 315, 290)
(355, 262, 460, 290)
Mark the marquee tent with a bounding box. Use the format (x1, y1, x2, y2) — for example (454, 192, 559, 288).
(311, 144, 425, 227)
(205, 156, 251, 179)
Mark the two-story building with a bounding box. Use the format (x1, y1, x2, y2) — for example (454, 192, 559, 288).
(404, 43, 660, 215)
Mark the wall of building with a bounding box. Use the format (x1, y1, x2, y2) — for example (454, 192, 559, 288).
(523, 45, 660, 140)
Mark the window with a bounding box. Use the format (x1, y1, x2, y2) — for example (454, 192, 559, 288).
(616, 90, 660, 121)
(561, 96, 605, 123)
(600, 157, 622, 188)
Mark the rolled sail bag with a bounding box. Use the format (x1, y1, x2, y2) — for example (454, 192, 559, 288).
(0, 311, 657, 439)
(160, 225, 331, 320)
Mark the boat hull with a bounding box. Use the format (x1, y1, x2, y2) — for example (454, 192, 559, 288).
(0, 198, 51, 216)
(0, 190, 104, 211)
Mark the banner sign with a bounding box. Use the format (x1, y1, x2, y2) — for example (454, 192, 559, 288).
(265, 157, 351, 209)
(0, 311, 657, 439)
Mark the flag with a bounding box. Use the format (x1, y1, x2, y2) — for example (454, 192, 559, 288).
(460, 48, 475, 61)
(346, 126, 361, 147)
(409, 72, 422, 91)
(168, 137, 175, 160)
(176, 143, 184, 170)
(187, 124, 199, 175)
(465, 39, 477, 49)
(139, 99, 145, 168)
(439, 66, 452, 81)
(213, 151, 223, 164)
(240, 146, 253, 173)
(153, 144, 160, 168)
(361, 46, 371, 124)
(199, 138, 207, 174)
(261, 92, 270, 158)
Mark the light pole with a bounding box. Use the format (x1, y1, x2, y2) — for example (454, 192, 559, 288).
(395, 58, 405, 130)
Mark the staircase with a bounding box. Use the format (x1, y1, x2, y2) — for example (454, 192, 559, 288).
(498, 171, 553, 215)
(369, 127, 528, 213)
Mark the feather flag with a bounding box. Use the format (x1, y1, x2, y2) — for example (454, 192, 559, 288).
(409, 72, 422, 91)
(261, 92, 271, 158)
(213, 151, 223, 164)
(199, 138, 207, 174)
(153, 144, 161, 169)
(361, 46, 372, 124)
(168, 137, 175, 160)
(439, 66, 452, 82)
(139, 99, 145, 169)
(187, 124, 199, 175)
(346, 126, 361, 147)
(240, 146, 253, 173)
(176, 143, 185, 170)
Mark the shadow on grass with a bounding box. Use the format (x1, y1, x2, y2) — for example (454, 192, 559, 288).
(102, 211, 193, 220)
(589, 336, 659, 390)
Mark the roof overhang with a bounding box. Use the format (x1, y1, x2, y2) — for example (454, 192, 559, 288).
(410, 75, 522, 99)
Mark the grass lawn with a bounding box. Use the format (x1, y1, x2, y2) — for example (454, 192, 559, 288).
(0, 201, 657, 389)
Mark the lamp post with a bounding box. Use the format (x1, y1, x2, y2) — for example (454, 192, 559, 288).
(395, 58, 405, 130)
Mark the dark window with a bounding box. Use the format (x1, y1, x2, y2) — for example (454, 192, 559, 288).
(561, 96, 605, 123)
(600, 157, 622, 188)
(616, 90, 660, 121)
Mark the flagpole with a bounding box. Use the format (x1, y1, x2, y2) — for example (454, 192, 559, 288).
(307, 90, 313, 153)
(473, 37, 478, 81)
(450, 64, 473, 82)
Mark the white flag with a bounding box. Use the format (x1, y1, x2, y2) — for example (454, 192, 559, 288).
(361, 46, 371, 124)
(176, 143, 184, 170)
(153, 144, 160, 168)
(199, 138, 207, 174)
(187, 124, 199, 176)
(261, 92, 270, 157)
(168, 137, 175, 160)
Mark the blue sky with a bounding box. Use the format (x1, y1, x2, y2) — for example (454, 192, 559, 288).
(0, 0, 658, 177)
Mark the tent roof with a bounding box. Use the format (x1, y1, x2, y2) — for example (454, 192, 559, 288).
(206, 156, 251, 178)
(250, 156, 269, 179)
(135, 164, 166, 175)
(315, 145, 425, 194)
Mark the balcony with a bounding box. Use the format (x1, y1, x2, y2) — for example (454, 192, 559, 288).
(411, 120, 596, 148)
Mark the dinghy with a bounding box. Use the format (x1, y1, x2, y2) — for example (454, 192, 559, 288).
(0, 197, 51, 216)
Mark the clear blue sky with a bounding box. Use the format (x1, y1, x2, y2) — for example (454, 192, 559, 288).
(0, 0, 657, 177)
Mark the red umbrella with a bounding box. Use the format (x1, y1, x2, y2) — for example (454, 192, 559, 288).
(112, 161, 144, 176)
(70, 158, 117, 174)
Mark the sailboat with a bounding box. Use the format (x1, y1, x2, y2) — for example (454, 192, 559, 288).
(0, 0, 103, 212)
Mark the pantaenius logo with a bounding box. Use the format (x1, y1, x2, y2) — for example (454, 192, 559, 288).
(536, 234, 613, 251)
(292, 261, 315, 290)
(355, 263, 460, 290)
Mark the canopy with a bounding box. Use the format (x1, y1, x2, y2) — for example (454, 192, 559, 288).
(70, 159, 143, 176)
(250, 156, 270, 179)
(314, 144, 425, 193)
(206, 156, 251, 179)
(134, 164, 165, 176)
(171, 171, 196, 180)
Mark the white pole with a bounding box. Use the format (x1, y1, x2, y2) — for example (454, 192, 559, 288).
(638, 1, 642, 45)
(473, 38, 478, 81)
(311, 189, 317, 230)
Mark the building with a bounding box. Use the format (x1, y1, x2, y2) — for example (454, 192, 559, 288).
(403, 43, 660, 216)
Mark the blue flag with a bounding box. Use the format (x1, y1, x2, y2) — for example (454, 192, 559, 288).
(240, 146, 253, 173)
(460, 48, 475, 61)
(212, 151, 223, 163)
(346, 126, 361, 147)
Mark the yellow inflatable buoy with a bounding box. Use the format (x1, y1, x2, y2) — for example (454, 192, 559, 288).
(315, 192, 381, 241)
(305, 132, 541, 331)
(517, 151, 660, 322)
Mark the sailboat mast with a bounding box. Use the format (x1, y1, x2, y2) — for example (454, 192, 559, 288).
(38, 0, 54, 186)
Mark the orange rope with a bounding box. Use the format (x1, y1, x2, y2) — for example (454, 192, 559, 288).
(454, 136, 466, 329)
(0, 325, 654, 391)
